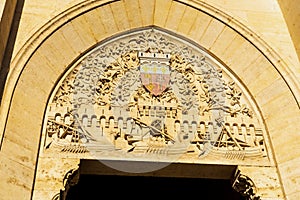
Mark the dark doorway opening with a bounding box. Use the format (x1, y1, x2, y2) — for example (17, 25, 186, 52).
(62, 159, 245, 200)
(66, 174, 244, 200)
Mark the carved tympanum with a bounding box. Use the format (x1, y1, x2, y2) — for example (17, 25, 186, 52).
(43, 28, 269, 163)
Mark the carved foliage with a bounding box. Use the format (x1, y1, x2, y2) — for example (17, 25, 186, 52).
(225, 81, 253, 118)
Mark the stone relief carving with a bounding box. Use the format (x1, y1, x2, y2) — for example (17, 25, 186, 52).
(43, 28, 268, 163)
(52, 168, 79, 200)
(232, 170, 261, 200)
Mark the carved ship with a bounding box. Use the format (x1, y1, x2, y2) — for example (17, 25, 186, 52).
(45, 111, 265, 160)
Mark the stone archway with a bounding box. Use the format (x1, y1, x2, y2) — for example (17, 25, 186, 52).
(0, 1, 299, 200)
(33, 26, 279, 199)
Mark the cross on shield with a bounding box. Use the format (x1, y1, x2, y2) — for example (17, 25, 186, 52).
(140, 62, 171, 96)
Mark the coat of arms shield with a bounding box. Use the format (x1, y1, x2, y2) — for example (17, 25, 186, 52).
(140, 62, 171, 96)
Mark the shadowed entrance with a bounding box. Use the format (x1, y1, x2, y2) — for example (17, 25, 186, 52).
(62, 160, 245, 200)
(66, 174, 244, 199)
